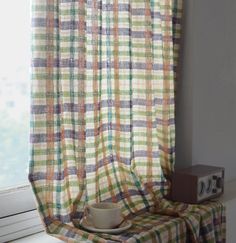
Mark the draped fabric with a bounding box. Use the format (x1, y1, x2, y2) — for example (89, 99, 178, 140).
(29, 0, 225, 242)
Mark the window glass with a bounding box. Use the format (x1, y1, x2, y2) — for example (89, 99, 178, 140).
(0, 1, 30, 189)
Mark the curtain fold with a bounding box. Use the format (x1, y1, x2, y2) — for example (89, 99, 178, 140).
(29, 0, 183, 241)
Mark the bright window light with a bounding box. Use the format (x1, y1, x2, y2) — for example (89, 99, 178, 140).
(0, 1, 30, 189)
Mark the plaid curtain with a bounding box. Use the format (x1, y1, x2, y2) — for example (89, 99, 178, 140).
(29, 0, 190, 241)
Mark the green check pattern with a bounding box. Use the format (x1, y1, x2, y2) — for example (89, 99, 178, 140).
(29, 0, 226, 242)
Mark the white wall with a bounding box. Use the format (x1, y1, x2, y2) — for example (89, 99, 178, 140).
(221, 180, 236, 243)
(176, 0, 236, 182)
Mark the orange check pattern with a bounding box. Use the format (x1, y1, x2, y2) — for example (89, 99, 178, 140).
(29, 0, 226, 242)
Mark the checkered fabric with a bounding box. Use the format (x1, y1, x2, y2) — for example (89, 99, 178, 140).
(29, 0, 226, 242)
(70, 200, 225, 243)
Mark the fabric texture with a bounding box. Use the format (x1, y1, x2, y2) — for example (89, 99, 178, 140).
(29, 0, 226, 242)
(71, 200, 225, 243)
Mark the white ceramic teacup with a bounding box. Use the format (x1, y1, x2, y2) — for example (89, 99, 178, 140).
(85, 202, 123, 229)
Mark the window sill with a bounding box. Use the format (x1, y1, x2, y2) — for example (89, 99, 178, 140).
(12, 231, 63, 243)
(220, 178, 236, 203)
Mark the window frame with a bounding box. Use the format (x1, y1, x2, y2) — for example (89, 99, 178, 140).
(0, 1, 41, 241)
(0, 185, 43, 242)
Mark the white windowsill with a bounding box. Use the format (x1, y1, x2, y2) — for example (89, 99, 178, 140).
(219, 179, 236, 203)
(11, 231, 63, 243)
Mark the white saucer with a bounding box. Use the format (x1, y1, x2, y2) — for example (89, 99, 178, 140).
(74, 217, 132, 234)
